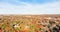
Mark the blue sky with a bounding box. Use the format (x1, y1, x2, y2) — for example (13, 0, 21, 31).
(0, 0, 58, 5)
(0, 0, 60, 14)
(20, 0, 58, 3)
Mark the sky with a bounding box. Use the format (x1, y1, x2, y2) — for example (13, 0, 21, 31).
(0, 0, 60, 15)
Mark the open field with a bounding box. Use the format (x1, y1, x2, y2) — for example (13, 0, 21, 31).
(0, 15, 60, 32)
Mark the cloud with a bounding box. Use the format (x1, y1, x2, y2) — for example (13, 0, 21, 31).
(0, 1, 60, 15)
